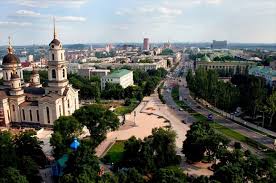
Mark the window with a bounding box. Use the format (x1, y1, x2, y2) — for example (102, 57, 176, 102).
(36, 110, 39, 121)
(61, 53, 63, 60)
(68, 100, 70, 108)
(75, 98, 77, 110)
(59, 105, 62, 116)
(7, 110, 10, 121)
(6, 72, 8, 80)
(52, 45, 54, 48)
(63, 69, 65, 78)
(46, 107, 50, 124)
(22, 109, 25, 120)
(52, 54, 55, 60)
(52, 69, 56, 79)
(30, 110, 32, 121)
(12, 105, 15, 112)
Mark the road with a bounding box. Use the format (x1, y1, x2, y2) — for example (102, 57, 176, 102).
(166, 54, 276, 150)
(178, 79, 275, 149)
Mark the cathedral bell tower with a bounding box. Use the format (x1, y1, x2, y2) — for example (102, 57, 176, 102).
(46, 18, 68, 95)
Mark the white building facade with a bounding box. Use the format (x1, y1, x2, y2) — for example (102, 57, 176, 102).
(0, 25, 79, 127)
(101, 69, 133, 90)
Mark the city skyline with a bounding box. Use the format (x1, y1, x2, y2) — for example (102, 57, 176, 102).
(0, 0, 275, 46)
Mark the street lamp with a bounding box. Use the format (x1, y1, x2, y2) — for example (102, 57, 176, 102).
(134, 111, 137, 126)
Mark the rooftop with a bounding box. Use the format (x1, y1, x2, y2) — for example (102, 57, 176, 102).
(249, 66, 276, 77)
(106, 69, 131, 78)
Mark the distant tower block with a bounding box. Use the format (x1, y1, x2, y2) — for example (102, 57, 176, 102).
(143, 38, 150, 51)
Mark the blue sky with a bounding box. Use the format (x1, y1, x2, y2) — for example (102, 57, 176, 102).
(0, 0, 275, 45)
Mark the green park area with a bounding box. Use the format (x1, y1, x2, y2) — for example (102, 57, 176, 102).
(102, 141, 125, 164)
(114, 99, 139, 116)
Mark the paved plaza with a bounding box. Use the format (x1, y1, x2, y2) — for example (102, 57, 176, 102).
(96, 93, 191, 157)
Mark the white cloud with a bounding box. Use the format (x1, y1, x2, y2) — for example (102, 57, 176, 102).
(10, 10, 86, 22)
(112, 25, 129, 31)
(12, 0, 87, 8)
(205, 0, 222, 5)
(15, 10, 41, 17)
(157, 7, 182, 16)
(116, 6, 182, 17)
(0, 21, 32, 26)
(56, 16, 86, 22)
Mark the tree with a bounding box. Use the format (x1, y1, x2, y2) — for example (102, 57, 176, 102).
(160, 48, 174, 56)
(143, 77, 160, 96)
(50, 116, 83, 158)
(101, 83, 125, 100)
(117, 168, 144, 183)
(62, 140, 100, 183)
(18, 156, 42, 183)
(212, 149, 276, 183)
(212, 163, 245, 183)
(0, 131, 16, 169)
(73, 104, 119, 146)
(120, 128, 180, 174)
(182, 121, 229, 163)
(265, 91, 276, 127)
(123, 136, 143, 165)
(151, 128, 180, 168)
(0, 167, 28, 183)
(14, 130, 47, 167)
(154, 166, 187, 183)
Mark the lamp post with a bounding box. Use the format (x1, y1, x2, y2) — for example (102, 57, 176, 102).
(134, 111, 137, 127)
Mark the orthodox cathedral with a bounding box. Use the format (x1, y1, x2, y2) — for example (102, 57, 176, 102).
(0, 23, 79, 127)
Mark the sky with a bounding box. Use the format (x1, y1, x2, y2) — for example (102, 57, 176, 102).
(0, 0, 275, 45)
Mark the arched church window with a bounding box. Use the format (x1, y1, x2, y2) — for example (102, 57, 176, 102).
(52, 54, 55, 60)
(52, 69, 56, 79)
(30, 110, 32, 121)
(6, 72, 8, 80)
(22, 109, 25, 120)
(46, 107, 50, 124)
(63, 69, 65, 78)
(52, 45, 54, 49)
(12, 105, 15, 111)
(61, 53, 63, 60)
(36, 110, 39, 121)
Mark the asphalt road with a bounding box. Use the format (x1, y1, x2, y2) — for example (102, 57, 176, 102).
(172, 56, 276, 150)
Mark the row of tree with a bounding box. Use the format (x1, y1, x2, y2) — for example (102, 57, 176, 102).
(186, 68, 276, 129)
(24, 68, 167, 102)
(186, 68, 240, 112)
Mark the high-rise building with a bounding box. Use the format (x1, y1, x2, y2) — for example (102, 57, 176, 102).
(211, 40, 227, 49)
(143, 38, 150, 51)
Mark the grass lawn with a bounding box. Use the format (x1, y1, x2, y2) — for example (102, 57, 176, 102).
(114, 99, 139, 116)
(103, 141, 125, 164)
